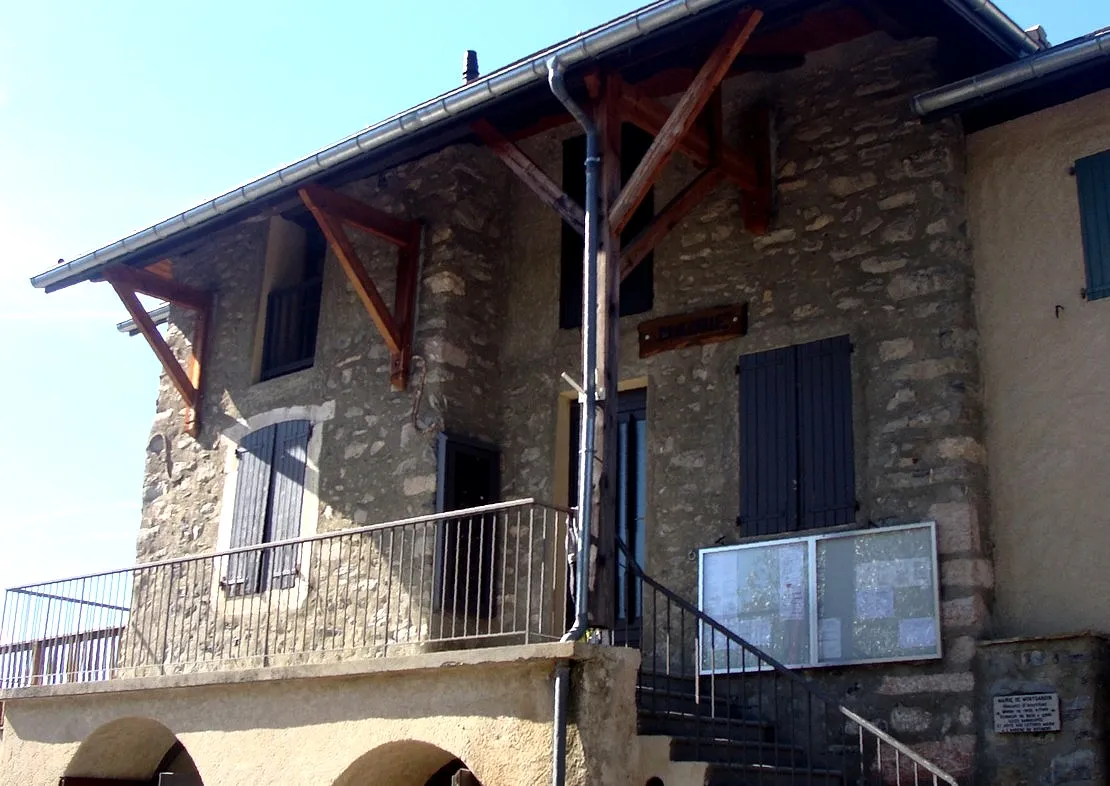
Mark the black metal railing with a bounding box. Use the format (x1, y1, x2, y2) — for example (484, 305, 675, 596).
(260, 277, 322, 380)
(614, 541, 958, 786)
(0, 500, 571, 689)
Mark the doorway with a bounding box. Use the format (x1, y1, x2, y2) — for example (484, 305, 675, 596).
(568, 388, 648, 635)
(434, 434, 500, 621)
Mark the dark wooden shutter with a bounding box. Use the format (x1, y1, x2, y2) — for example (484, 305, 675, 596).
(738, 346, 798, 536)
(796, 336, 855, 530)
(267, 419, 310, 589)
(225, 424, 276, 595)
(1076, 149, 1110, 301)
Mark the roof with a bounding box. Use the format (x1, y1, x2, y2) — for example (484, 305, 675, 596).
(30, 0, 1040, 293)
(914, 25, 1110, 130)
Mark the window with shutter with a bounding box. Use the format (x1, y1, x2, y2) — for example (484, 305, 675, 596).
(1076, 149, 1110, 302)
(559, 125, 655, 329)
(224, 420, 310, 595)
(738, 336, 855, 537)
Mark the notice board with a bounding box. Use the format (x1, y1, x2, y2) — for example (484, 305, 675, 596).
(699, 522, 941, 672)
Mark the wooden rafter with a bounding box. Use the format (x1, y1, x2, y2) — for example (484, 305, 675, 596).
(472, 119, 585, 236)
(617, 80, 758, 189)
(739, 102, 775, 235)
(609, 9, 763, 235)
(620, 167, 726, 280)
(298, 184, 421, 390)
(103, 264, 211, 438)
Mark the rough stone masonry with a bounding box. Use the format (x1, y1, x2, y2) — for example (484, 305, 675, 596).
(137, 31, 990, 778)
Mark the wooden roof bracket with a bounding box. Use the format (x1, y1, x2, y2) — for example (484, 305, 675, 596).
(298, 183, 421, 391)
(609, 8, 763, 235)
(102, 264, 212, 438)
(471, 118, 586, 236)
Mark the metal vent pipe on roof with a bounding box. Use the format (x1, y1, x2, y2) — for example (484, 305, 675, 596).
(463, 50, 480, 83)
(912, 27, 1110, 118)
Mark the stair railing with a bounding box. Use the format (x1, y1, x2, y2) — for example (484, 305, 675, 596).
(612, 539, 959, 786)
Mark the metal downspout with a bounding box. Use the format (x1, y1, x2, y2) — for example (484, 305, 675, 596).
(548, 56, 600, 786)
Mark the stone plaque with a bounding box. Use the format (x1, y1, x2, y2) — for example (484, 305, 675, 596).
(993, 693, 1061, 733)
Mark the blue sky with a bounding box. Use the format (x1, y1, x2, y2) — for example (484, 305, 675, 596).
(0, 0, 1106, 591)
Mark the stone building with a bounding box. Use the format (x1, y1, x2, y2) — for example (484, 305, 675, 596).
(1, 1, 1108, 784)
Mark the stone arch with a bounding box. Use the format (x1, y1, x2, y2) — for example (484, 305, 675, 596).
(65, 717, 203, 785)
(332, 740, 484, 786)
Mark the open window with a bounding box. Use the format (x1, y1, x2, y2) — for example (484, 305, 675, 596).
(256, 215, 326, 381)
(433, 434, 500, 619)
(223, 420, 310, 595)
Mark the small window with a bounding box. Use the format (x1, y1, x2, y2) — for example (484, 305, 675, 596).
(738, 336, 856, 537)
(560, 124, 655, 329)
(223, 420, 310, 595)
(259, 217, 326, 381)
(1076, 149, 1110, 301)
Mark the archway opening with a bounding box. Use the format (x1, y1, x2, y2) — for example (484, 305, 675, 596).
(64, 717, 203, 786)
(333, 740, 483, 786)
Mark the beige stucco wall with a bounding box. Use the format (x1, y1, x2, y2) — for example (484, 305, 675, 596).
(0, 644, 640, 786)
(967, 87, 1110, 637)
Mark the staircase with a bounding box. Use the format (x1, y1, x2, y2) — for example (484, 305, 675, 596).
(636, 672, 846, 785)
(614, 541, 960, 786)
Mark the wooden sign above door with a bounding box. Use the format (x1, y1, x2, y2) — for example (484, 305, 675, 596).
(637, 302, 749, 358)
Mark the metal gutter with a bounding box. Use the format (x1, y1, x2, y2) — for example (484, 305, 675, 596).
(30, 0, 1037, 292)
(30, 0, 751, 292)
(912, 27, 1110, 118)
(116, 304, 170, 335)
(939, 0, 1043, 59)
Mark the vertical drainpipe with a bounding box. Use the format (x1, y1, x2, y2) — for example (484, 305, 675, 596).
(548, 56, 600, 786)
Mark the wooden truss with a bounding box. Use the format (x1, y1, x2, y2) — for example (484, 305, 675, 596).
(298, 184, 422, 391)
(473, 8, 770, 627)
(474, 8, 771, 279)
(104, 263, 212, 438)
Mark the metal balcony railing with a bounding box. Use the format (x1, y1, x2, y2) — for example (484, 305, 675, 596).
(0, 499, 571, 688)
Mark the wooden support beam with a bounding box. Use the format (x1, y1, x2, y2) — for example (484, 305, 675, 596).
(99, 265, 208, 311)
(298, 183, 417, 248)
(588, 71, 623, 631)
(609, 9, 762, 235)
(620, 167, 725, 281)
(104, 268, 210, 436)
(740, 102, 775, 235)
(109, 280, 201, 434)
(617, 82, 758, 190)
(390, 223, 422, 389)
(300, 192, 402, 355)
(472, 119, 585, 236)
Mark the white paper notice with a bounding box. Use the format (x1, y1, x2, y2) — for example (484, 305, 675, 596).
(856, 558, 932, 590)
(855, 587, 895, 620)
(818, 617, 842, 660)
(898, 617, 938, 650)
(778, 547, 806, 621)
(736, 616, 774, 648)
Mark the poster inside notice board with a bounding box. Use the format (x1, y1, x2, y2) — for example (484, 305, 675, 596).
(699, 523, 940, 672)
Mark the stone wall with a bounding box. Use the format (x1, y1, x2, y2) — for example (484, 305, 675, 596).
(975, 634, 1110, 785)
(498, 32, 988, 777)
(127, 30, 991, 779)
